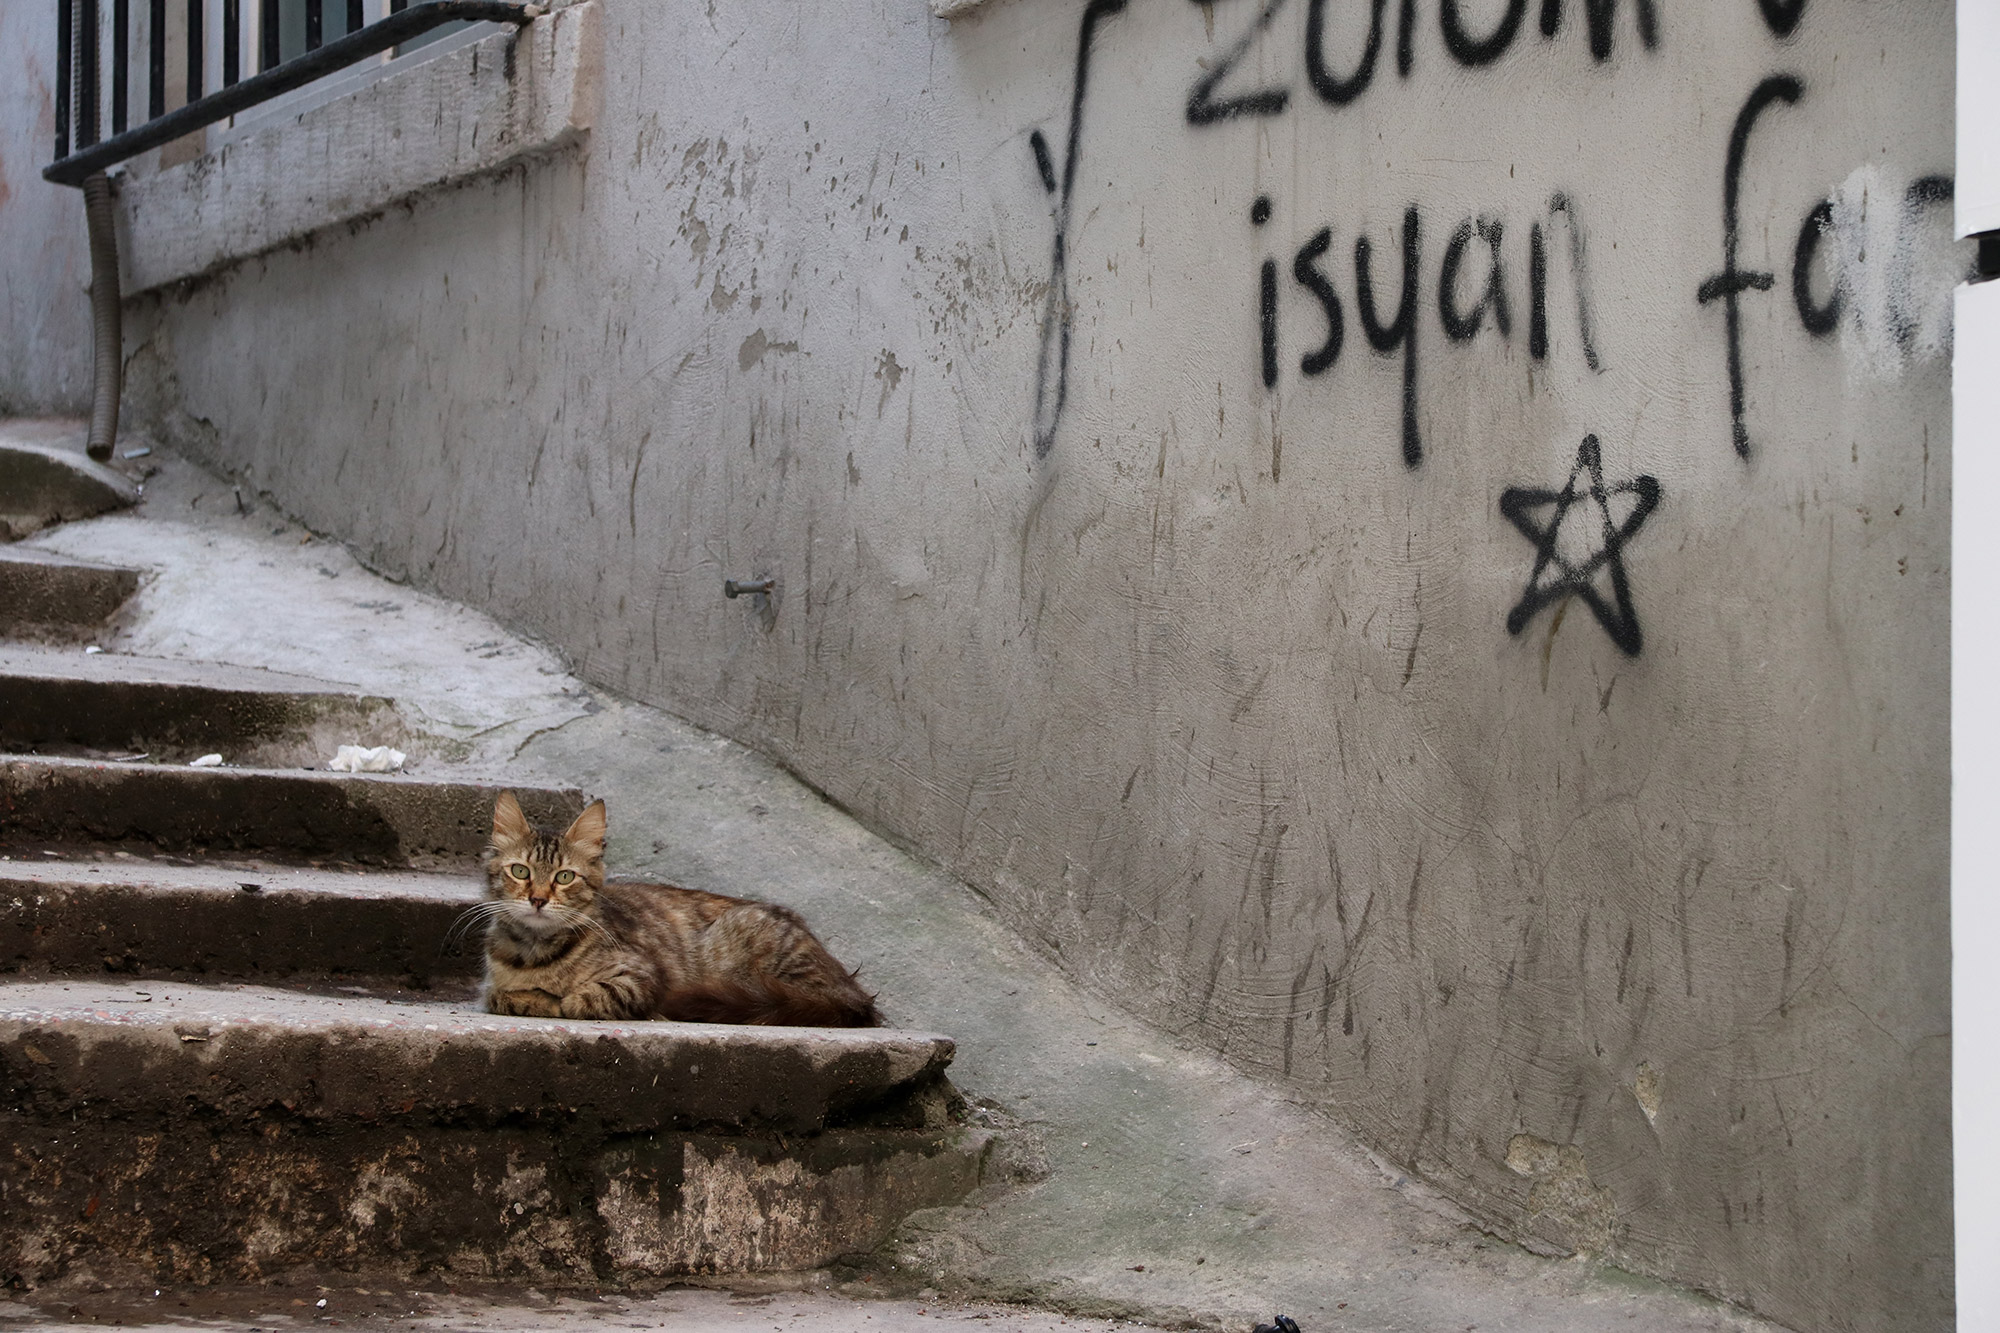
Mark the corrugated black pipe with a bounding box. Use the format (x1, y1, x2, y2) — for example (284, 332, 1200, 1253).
(83, 171, 121, 463)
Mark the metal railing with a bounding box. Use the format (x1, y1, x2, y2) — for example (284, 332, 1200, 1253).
(47, 0, 541, 186)
(43, 0, 541, 460)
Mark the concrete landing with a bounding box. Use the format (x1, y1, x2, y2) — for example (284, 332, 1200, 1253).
(0, 755, 582, 866)
(0, 978, 983, 1286)
(515, 705, 1783, 1333)
(0, 548, 139, 637)
(0, 645, 403, 766)
(0, 419, 140, 542)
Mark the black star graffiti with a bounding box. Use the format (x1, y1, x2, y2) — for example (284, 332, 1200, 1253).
(1499, 434, 1662, 657)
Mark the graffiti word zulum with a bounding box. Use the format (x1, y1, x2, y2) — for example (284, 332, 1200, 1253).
(1188, 0, 1663, 126)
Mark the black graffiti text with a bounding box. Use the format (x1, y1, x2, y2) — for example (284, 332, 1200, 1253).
(1032, 0, 1129, 459)
(1696, 73, 1802, 460)
(1196, 0, 1662, 129)
(1254, 192, 1604, 468)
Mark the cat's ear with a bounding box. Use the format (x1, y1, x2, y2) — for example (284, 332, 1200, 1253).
(564, 800, 608, 858)
(492, 791, 531, 843)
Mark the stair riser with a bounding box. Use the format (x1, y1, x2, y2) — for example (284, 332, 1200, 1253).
(0, 1117, 986, 1287)
(1, 880, 479, 985)
(1, 1008, 955, 1136)
(0, 675, 404, 768)
(1, 1005, 978, 1288)
(0, 436, 141, 544)
(0, 759, 584, 867)
(0, 559, 137, 636)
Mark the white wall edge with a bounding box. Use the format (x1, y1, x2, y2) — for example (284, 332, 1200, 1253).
(1955, 277, 2000, 1330)
(112, 0, 601, 295)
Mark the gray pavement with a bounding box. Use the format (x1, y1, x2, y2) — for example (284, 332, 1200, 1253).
(3, 441, 1788, 1332)
(0, 1286, 1177, 1331)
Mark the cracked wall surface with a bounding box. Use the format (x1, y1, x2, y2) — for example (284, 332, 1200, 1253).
(0, 1, 1956, 1327)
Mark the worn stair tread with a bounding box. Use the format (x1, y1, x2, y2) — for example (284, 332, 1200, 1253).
(0, 851, 476, 900)
(0, 977, 954, 1135)
(0, 644, 374, 695)
(0, 546, 137, 575)
(0, 753, 584, 866)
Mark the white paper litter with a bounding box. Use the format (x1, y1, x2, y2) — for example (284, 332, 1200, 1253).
(328, 744, 406, 773)
(83, 645, 103, 655)
(188, 753, 223, 767)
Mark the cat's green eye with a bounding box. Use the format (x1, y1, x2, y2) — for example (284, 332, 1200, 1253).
(509, 864, 530, 880)
(554, 870, 577, 885)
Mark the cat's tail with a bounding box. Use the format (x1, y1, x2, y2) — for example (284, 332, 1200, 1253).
(657, 977, 883, 1028)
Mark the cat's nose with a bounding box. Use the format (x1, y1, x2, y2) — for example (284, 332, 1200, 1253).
(529, 894, 549, 910)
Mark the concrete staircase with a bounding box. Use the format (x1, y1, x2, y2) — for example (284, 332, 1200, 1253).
(0, 420, 143, 645)
(0, 430, 986, 1292)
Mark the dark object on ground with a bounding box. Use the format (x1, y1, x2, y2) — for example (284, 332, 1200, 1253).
(1252, 1318, 1302, 1333)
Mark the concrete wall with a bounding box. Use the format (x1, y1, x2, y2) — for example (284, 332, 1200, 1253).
(4, 0, 1961, 1326)
(0, 2, 92, 415)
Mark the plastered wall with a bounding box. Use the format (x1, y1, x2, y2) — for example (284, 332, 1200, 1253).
(48, 0, 1962, 1325)
(0, 3, 92, 415)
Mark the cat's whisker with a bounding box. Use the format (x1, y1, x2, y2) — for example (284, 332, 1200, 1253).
(550, 903, 624, 950)
(443, 899, 515, 952)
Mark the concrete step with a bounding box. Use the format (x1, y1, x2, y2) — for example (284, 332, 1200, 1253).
(0, 646, 404, 767)
(0, 548, 140, 639)
(0, 977, 986, 1286)
(0, 419, 141, 542)
(0, 854, 481, 987)
(0, 755, 584, 867)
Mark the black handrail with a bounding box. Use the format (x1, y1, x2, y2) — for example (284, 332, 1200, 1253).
(45, 0, 540, 187)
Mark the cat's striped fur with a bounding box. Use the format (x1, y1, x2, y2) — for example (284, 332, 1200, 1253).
(479, 792, 881, 1026)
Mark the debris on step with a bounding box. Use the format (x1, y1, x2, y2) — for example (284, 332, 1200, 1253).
(329, 743, 407, 773)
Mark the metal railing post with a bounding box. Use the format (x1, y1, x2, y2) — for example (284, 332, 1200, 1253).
(147, 0, 164, 119)
(78, 0, 100, 148)
(186, 0, 203, 100)
(111, 0, 128, 133)
(55, 0, 72, 160)
(223, 0, 240, 84)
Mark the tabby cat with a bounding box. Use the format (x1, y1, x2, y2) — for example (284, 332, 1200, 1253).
(478, 792, 881, 1026)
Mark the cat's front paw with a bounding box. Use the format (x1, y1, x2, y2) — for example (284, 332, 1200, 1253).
(559, 983, 639, 1021)
(489, 987, 564, 1018)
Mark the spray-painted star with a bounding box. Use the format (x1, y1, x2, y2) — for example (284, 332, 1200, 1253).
(1499, 434, 1661, 656)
